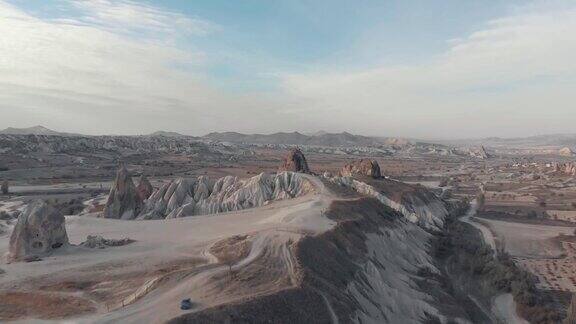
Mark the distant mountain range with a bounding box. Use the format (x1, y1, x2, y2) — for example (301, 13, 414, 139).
(147, 131, 191, 138)
(436, 134, 576, 149)
(0, 126, 490, 158)
(0, 125, 80, 136)
(0, 126, 413, 148)
(0, 127, 190, 139)
(202, 131, 391, 147)
(4, 126, 573, 151)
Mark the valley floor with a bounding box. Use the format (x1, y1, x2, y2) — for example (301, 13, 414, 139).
(0, 175, 335, 323)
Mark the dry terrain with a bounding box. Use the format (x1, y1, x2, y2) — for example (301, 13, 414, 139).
(0, 175, 335, 323)
(2, 132, 576, 323)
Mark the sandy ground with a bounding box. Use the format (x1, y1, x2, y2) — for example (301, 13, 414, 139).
(0, 174, 336, 323)
(516, 241, 576, 292)
(479, 216, 576, 292)
(7, 182, 111, 194)
(548, 210, 576, 222)
(481, 219, 573, 257)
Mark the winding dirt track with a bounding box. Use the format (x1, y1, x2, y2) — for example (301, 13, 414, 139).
(459, 200, 527, 324)
(460, 200, 496, 252)
(0, 175, 336, 323)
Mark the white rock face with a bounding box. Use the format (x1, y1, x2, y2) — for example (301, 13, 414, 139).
(139, 172, 314, 219)
(7, 200, 69, 262)
(320, 178, 452, 322)
(330, 177, 446, 229)
(349, 223, 440, 323)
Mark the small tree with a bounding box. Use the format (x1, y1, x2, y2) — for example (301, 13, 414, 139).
(476, 192, 486, 210)
(1, 180, 8, 195)
(219, 250, 236, 280)
(438, 177, 448, 188)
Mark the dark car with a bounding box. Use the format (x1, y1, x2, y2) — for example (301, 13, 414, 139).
(180, 298, 192, 310)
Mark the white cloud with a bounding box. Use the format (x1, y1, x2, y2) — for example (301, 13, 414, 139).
(0, 0, 301, 135)
(281, 2, 576, 138)
(1, 0, 575, 138)
(67, 0, 216, 36)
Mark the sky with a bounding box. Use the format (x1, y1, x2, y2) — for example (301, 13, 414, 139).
(0, 0, 575, 139)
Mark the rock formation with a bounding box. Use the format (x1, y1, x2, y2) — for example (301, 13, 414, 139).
(469, 146, 489, 159)
(1, 180, 8, 195)
(139, 172, 313, 219)
(7, 200, 69, 262)
(136, 175, 153, 200)
(328, 176, 447, 229)
(80, 235, 134, 249)
(279, 148, 310, 173)
(560, 147, 574, 157)
(553, 162, 576, 176)
(566, 163, 576, 176)
(340, 159, 382, 178)
(0, 134, 211, 155)
(102, 165, 143, 220)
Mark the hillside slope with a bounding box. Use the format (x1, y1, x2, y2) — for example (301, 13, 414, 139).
(169, 178, 468, 324)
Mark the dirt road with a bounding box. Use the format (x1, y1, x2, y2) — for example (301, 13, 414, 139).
(0, 174, 336, 323)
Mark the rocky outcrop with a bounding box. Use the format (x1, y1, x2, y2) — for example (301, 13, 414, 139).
(102, 166, 143, 220)
(568, 164, 576, 176)
(80, 235, 134, 249)
(279, 148, 310, 173)
(136, 175, 153, 200)
(560, 147, 574, 157)
(169, 198, 460, 324)
(7, 200, 69, 262)
(469, 146, 489, 159)
(139, 172, 314, 219)
(553, 162, 576, 176)
(327, 176, 446, 229)
(0, 134, 210, 155)
(340, 159, 381, 178)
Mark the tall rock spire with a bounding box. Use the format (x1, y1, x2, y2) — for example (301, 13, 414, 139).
(279, 148, 310, 174)
(102, 165, 143, 219)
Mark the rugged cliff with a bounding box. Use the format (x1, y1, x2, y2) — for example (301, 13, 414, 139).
(169, 178, 469, 324)
(0, 134, 210, 155)
(328, 175, 447, 229)
(139, 172, 314, 219)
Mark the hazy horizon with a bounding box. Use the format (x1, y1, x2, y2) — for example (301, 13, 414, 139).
(4, 124, 576, 142)
(1, 0, 575, 138)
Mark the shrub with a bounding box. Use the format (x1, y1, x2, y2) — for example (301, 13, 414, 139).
(1, 180, 8, 195)
(436, 200, 561, 323)
(539, 201, 547, 207)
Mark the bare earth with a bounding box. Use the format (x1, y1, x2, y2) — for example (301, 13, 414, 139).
(480, 218, 573, 258)
(0, 175, 336, 323)
(480, 218, 576, 292)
